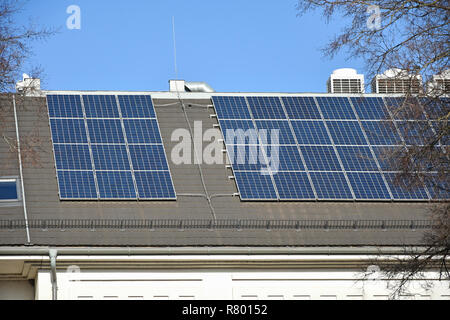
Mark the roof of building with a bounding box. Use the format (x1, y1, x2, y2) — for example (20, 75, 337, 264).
(0, 92, 434, 247)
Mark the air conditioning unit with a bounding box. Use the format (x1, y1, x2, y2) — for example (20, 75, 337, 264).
(371, 68, 423, 94)
(327, 68, 365, 93)
(16, 74, 41, 96)
(427, 69, 450, 95)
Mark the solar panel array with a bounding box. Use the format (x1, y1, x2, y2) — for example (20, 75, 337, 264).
(212, 95, 446, 201)
(47, 94, 176, 200)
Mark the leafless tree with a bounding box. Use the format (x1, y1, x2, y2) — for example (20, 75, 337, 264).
(297, 0, 449, 298)
(0, 0, 54, 166)
(0, 0, 54, 91)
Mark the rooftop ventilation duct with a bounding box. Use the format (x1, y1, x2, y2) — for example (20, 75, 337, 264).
(16, 74, 41, 96)
(169, 80, 215, 93)
(427, 69, 450, 95)
(371, 68, 423, 94)
(327, 68, 365, 93)
(184, 81, 215, 93)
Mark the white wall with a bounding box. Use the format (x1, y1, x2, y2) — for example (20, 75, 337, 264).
(35, 269, 450, 300)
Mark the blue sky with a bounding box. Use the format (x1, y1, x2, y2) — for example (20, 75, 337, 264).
(19, 1, 365, 92)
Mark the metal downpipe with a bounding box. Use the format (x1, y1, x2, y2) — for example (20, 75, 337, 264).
(12, 95, 31, 245)
(49, 249, 58, 300)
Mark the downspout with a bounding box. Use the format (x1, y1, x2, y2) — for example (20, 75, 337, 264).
(12, 95, 31, 245)
(49, 249, 58, 300)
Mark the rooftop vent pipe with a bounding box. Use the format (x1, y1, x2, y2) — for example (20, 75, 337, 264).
(16, 74, 41, 96)
(169, 80, 215, 93)
(184, 81, 215, 93)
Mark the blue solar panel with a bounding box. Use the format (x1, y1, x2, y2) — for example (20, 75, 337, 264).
(396, 120, 434, 145)
(212, 96, 251, 119)
(316, 97, 356, 120)
(47, 95, 84, 118)
(430, 121, 449, 145)
(83, 95, 119, 118)
(425, 173, 450, 200)
(48, 94, 176, 201)
(123, 119, 162, 144)
(264, 145, 304, 171)
(350, 97, 389, 120)
(273, 171, 315, 200)
(91, 145, 130, 170)
(347, 172, 391, 200)
(384, 173, 429, 200)
(233, 171, 278, 200)
(310, 172, 353, 199)
(326, 121, 367, 145)
(291, 121, 331, 145)
(300, 146, 342, 171)
(218, 119, 255, 132)
(219, 120, 258, 145)
(247, 97, 286, 119)
(361, 121, 402, 145)
(255, 120, 296, 145)
(226, 145, 266, 171)
(96, 171, 137, 199)
(372, 146, 399, 171)
(282, 97, 321, 119)
(337, 146, 379, 171)
(54, 144, 92, 170)
(420, 97, 450, 120)
(384, 97, 427, 120)
(129, 145, 169, 171)
(377, 145, 446, 171)
(50, 119, 88, 144)
(213, 95, 438, 202)
(57, 170, 97, 199)
(87, 119, 125, 144)
(134, 171, 176, 199)
(118, 95, 156, 118)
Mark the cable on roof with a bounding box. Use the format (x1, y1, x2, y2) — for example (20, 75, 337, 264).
(177, 193, 208, 199)
(154, 102, 213, 108)
(210, 193, 237, 199)
(154, 102, 180, 107)
(186, 103, 213, 108)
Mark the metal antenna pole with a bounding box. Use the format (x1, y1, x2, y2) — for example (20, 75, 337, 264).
(172, 16, 178, 80)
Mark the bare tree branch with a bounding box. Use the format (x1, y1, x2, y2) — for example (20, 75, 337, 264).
(297, 0, 450, 296)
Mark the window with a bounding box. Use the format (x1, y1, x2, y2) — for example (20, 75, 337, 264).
(0, 177, 20, 202)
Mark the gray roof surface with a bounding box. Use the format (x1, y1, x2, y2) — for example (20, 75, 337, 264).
(0, 94, 433, 247)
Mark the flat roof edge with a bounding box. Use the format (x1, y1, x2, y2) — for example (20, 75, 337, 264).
(41, 90, 412, 99)
(0, 245, 427, 256)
